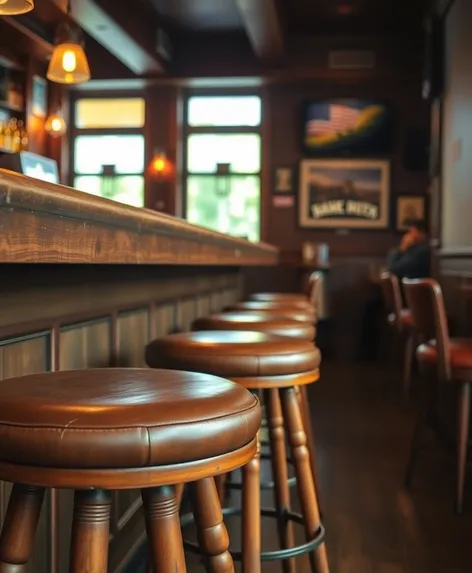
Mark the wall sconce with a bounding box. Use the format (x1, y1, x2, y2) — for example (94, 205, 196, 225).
(45, 113, 67, 137)
(148, 149, 174, 181)
(47, 1, 91, 85)
(0, 0, 34, 15)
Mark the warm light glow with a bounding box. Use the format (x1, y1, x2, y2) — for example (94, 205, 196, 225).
(148, 151, 174, 181)
(45, 113, 67, 137)
(0, 0, 33, 15)
(62, 50, 77, 73)
(47, 43, 91, 85)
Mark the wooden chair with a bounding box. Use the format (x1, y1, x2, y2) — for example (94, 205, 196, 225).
(146, 330, 329, 573)
(0, 369, 261, 573)
(403, 277, 472, 514)
(379, 271, 415, 396)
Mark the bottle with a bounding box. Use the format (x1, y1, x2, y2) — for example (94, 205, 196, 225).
(0, 121, 5, 149)
(3, 119, 12, 151)
(12, 119, 21, 152)
(18, 120, 28, 151)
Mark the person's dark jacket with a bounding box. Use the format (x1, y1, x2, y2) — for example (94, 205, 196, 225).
(387, 242, 431, 280)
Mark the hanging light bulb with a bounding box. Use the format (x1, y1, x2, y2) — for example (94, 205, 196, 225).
(47, 19, 91, 85)
(0, 0, 34, 16)
(45, 113, 67, 137)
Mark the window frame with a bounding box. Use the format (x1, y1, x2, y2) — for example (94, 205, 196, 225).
(183, 91, 263, 240)
(69, 92, 147, 207)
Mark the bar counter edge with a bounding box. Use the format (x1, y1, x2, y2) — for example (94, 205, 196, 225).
(0, 169, 278, 265)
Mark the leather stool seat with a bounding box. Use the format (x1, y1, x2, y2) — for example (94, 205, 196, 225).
(387, 308, 412, 328)
(250, 292, 309, 303)
(0, 368, 261, 469)
(145, 331, 320, 383)
(228, 301, 316, 323)
(417, 338, 472, 378)
(193, 311, 315, 341)
(233, 299, 313, 312)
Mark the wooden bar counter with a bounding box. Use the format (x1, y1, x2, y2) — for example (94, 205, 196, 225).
(0, 170, 278, 573)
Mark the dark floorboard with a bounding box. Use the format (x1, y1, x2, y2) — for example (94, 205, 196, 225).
(146, 360, 472, 572)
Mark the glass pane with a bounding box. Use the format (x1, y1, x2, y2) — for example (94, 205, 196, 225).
(187, 134, 261, 174)
(74, 135, 145, 175)
(188, 96, 261, 127)
(74, 176, 145, 208)
(75, 98, 145, 128)
(187, 175, 260, 242)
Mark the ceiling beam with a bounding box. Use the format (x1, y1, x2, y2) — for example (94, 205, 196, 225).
(234, 0, 284, 62)
(70, 0, 166, 75)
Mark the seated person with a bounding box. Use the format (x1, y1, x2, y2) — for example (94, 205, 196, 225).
(387, 219, 430, 280)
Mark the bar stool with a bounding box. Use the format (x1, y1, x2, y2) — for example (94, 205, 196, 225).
(192, 311, 322, 511)
(379, 271, 415, 396)
(0, 368, 261, 572)
(250, 272, 320, 307)
(403, 278, 472, 514)
(146, 331, 329, 573)
(229, 301, 316, 323)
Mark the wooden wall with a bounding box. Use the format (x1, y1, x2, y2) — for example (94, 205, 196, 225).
(0, 264, 242, 573)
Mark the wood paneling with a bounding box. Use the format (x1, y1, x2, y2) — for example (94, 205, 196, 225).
(117, 309, 149, 367)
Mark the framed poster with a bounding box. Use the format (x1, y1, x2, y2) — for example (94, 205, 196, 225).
(298, 159, 390, 229)
(32, 76, 47, 118)
(396, 195, 427, 232)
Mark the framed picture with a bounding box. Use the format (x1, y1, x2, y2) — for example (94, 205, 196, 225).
(32, 76, 47, 118)
(298, 158, 390, 229)
(396, 195, 427, 232)
(301, 99, 393, 156)
(274, 166, 294, 194)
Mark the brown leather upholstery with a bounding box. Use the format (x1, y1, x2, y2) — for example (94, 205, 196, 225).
(193, 312, 315, 342)
(146, 330, 321, 379)
(249, 293, 309, 303)
(235, 299, 313, 312)
(0, 369, 261, 470)
(417, 339, 472, 380)
(228, 301, 316, 322)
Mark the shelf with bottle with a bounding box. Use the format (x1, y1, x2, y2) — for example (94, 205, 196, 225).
(0, 67, 25, 114)
(0, 117, 28, 154)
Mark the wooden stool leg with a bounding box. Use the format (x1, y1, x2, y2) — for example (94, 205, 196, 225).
(0, 484, 44, 572)
(142, 486, 186, 573)
(214, 474, 228, 506)
(265, 388, 295, 573)
(281, 387, 330, 573)
(69, 489, 111, 573)
(191, 478, 234, 573)
(457, 381, 471, 514)
(242, 433, 261, 573)
(299, 385, 322, 512)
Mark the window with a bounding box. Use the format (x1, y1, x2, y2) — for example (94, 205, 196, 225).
(71, 97, 146, 207)
(185, 96, 262, 242)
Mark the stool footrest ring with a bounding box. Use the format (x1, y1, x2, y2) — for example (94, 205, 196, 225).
(181, 506, 325, 562)
(226, 476, 297, 491)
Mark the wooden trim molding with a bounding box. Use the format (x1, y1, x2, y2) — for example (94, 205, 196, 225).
(0, 170, 278, 265)
(437, 248, 472, 258)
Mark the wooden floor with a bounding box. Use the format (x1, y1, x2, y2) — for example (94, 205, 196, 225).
(309, 360, 472, 573)
(147, 360, 472, 572)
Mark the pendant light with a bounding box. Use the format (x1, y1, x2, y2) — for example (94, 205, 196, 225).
(45, 112, 67, 137)
(47, 0, 91, 85)
(0, 0, 33, 15)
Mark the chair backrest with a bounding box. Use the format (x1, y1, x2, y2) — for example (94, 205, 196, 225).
(402, 277, 451, 380)
(379, 272, 403, 329)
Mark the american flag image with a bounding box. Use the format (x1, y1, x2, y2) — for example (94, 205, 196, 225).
(307, 104, 361, 137)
